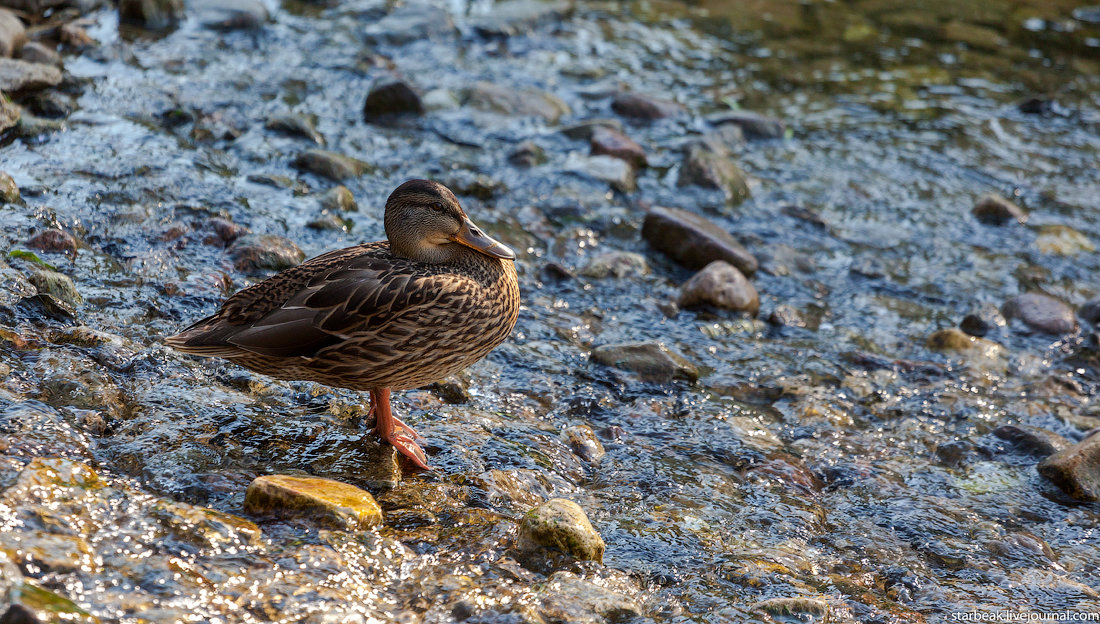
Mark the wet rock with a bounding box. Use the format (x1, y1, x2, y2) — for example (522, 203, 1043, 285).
(421, 87, 458, 111)
(566, 154, 634, 192)
(926, 328, 1004, 360)
(1037, 431, 1100, 501)
(508, 140, 546, 167)
(465, 81, 570, 123)
(209, 217, 249, 243)
(641, 205, 758, 275)
(0, 58, 61, 92)
(27, 269, 81, 308)
(993, 425, 1070, 458)
(22, 91, 74, 119)
(591, 341, 698, 383)
(150, 499, 261, 549)
(1035, 224, 1094, 256)
(291, 149, 371, 181)
(0, 261, 37, 311)
(0, 94, 19, 133)
(423, 375, 470, 403)
(972, 193, 1027, 225)
(610, 92, 684, 120)
(516, 498, 604, 563)
(677, 144, 749, 203)
(470, 0, 572, 37)
(782, 204, 827, 228)
(767, 304, 806, 328)
(26, 228, 76, 254)
(561, 424, 605, 462)
(363, 2, 455, 46)
(306, 211, 350, 231)
(959, 305, 1006, 338)
(589, 126, 646, 168)
(0, 8, 26, 58)
(474, 469, 551, 508)
(1079, 298, 1100, 326)
(752, 597, 829, 621)
(1002, 293, 1077, 335)
(244, 474, 383, 529)
(265, 113, 324, 145)
(706, 110, 786, 140)
(579, 251, 648, 279)
(191, 0, 269, 31)
(987, 532, 1057, 565)
(319, 185, 357, 212)
(0, 171, 19, 203)
(118, 0, 185, 30)
(678, 260, 759, 316)
(536, 571, 641, 623)
(0, 529, 96, 574)
(229, 234, 305, 274)
(561, 118, 622, 140)
(362, 79, 423, 122)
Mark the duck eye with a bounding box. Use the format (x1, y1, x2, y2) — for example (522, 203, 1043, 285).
(431, 202, 446, 213)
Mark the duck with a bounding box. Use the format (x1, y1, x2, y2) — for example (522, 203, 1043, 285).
(166, 179, 520, 470)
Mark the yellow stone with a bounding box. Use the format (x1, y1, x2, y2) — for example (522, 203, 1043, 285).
(244, 475, 383, 530)
(1036, 224, 1094, 256)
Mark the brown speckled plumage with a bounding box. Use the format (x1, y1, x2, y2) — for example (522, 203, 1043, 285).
(168, 241, 519, 390)
(166, 180, 520, 469)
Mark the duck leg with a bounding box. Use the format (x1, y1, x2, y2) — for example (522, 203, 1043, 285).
(369, 388, 431, 470)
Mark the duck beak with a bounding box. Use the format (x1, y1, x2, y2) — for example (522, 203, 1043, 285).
(451, 217, 516, 260)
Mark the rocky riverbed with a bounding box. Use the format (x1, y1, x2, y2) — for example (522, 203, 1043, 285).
(1, 0, 1099, 622)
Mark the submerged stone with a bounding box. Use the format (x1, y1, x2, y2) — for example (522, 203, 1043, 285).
(610, 92, 684, 120)
(706, 110, 786, 139)
(579, 251, 648, 279)
(244, 474, 383, 530)
(972, 193, 1026, 225)
(641, 205, 757, 275)
(1037, 431, 1100, 501)
(994, 425, 1070, 458)
(319, 185, 357, 212)
(27, 269, 81, 308)
(591, 341, 698, 383)
(118, 0, 185, 30)
(926, 328, 1005, 360)
(677, 144, 749, 203)
(362, 79, 424, 122)
(291, 149, 371, 181)
(589, 126, 646, 168)
(561, 424, 605, 462)
(516, 498, 604, 563)
(566, 154, 634, 192)
(536, 571, 641, 622)
(229, 234, 305, 274)
(470, 0, 573, 37)
(265, 113, 324, 145)
(1035, 224, 1094, 256)
(26, 228, 77, 255)
(466, 81, 570, 123)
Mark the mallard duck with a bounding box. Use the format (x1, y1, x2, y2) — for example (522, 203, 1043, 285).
(166, 180, 520, 469)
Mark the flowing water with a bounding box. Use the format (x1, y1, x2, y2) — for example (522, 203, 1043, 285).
(1, 0, 1099, 621)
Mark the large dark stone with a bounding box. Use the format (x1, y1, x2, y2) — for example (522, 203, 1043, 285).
(1038, 430, 1100, 501)
(363, 79, 423, 122)
(641, 205, 757, 275)
(590, 126, 646, 168)
(610, 92, 684, 120)
(678, 260, 759, 316)
(972, 193, 1027, 225)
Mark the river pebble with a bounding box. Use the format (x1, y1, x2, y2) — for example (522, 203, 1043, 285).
(677, 143, 749, 203)
(516, 498, 605, 563)
(751, 597, 829, 621)
(566, 154, 635, 192)
(319, 185, 357, 212)
(579, 251, 648, 279)
(1079, 298, 1100, 326)
(641, 205, 758, 275)
(362, 2, 455, 46)
(610, 92, 684, 120)
(589, 126, 646, 168)
(244, 474, 383, 530)
(561, 118, 622, 140)
(706, 110, 786, 139)
(362, 79, 424, 122)
(229, 233, 305, 274)
(0, 57, 61, 92)
(508, 139, 546, 167)
(1035, 224, 1094, 256)
(27, 268, 81, 308)
(465, 81, 570, 122)
(1037, 430, 1100, 501)
(0, 8, 25, 58)
(536, 571, 642, 623)
(591, 341, 698, 383)
(470, 0, 573, 37)
(118, 0, 184, 30)
(959, 305, 1006, 337)
(191, 0, 269, 31)
(265, 112, 324, 145)
(0, 171, 19, 203)
(1002, 292, 1077, 335)
(291, 149, 372, 181)
(26, 228, 77, 255)
(678, 260, 759, 315)
(993, 425, 1071, 458)
(561, 424, 605, 462)
(972, 193, 1027, 225)
(925, 328, 1005, 361)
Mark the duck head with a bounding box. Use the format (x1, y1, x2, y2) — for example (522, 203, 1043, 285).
(384, 179, 516, 264)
